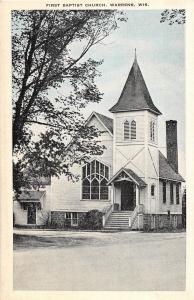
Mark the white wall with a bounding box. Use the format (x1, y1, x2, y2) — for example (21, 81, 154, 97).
(50, 115, 113, 212)
(159, 181, 182, 214)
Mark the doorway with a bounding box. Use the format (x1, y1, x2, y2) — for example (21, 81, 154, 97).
(27, 203, 36, 224)
(121, 181, 136, 211)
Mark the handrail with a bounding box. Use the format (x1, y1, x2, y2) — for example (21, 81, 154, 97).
(102, 204, 113, 227)
(129, 204, 144, 228)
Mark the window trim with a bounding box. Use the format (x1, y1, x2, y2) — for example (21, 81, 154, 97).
(150, 120, 156, 142)
(176, 183, 180, 205)
(124, 120, 130, 140)
(162, 181, 166, 204)
(131, 120, 136, 140)
(170, 182, 174, 204)
(65, 212, 78, 226)
(151, 184, 155, 196)
(82, 159, 110, 201)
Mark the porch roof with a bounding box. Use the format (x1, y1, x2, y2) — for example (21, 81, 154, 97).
(107, 168, 147, 188)
(18, 191, 45, 202)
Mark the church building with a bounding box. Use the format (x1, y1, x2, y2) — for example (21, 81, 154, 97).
(13, 55, 185, 230)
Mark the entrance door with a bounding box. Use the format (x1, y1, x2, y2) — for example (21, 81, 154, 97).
(121, 181, 136, 211)
(27, 203, 36, 224)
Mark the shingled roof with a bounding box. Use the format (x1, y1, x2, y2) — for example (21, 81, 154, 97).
(159, 151, 185, 182)
(18, 191, 45, 201)
(109, 57, 161, 115)
(107, 167, 147, 188)
(95, 112, 113, 134)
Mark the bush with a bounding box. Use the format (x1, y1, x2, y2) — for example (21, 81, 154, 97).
(79, 210, 103, 230)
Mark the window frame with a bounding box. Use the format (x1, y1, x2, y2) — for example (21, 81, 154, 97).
(150, 120, 156, 142)
(131, 120, 136, 140)
(162, 181, 166, 204)
(124, 120, 130, 140)
(82, 160, 109, 201)
(65, 212, 78, 226)
(176, 183, 180, 205)
(151, 184, 155, 196)
(170, 182, 174, 204)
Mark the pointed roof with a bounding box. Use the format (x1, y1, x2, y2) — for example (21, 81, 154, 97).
(110, 55, 161, 115)
(107, 167, 147, 188)
(18, 191, 45, 202)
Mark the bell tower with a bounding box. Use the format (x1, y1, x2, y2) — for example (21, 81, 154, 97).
(109, 52, 162, 213)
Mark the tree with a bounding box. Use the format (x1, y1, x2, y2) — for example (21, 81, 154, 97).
(160, 9, 185, 25)
(12, 10, 126, 193)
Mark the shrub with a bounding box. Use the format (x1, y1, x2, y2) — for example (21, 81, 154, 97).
(79, 210, 103, 230)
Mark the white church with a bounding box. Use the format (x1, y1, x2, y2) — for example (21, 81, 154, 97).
(14, 55, 185, 230)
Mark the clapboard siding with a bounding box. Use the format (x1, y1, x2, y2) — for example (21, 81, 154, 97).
(115, 111, 145, 143)
(50, 114, 113, 211)
(159, 180, 182, 213)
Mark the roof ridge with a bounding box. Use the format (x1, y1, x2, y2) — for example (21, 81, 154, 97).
(95, 111, 113, 121)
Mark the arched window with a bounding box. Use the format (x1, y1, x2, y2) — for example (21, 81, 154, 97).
(100, 178, 108, 200)
(82, 178, 90, 199)
(91, 178, 99, 199)
(131, 120, 136, 140)
(150, 121, 153, 141)
(151, 184, 155, 196)
(124, 120, 130, 140)
(150, 121, 155, 142)
(82, 160, 109, 200)
(152, 122, 155, 141)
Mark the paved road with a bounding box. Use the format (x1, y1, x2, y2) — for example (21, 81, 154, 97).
(13, 231, 186, 291)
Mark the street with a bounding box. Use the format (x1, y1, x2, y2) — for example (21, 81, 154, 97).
(13, 230, 186, 290)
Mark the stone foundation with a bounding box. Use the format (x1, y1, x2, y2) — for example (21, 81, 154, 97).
(50, 211, 84, 228)
(143, 214, 182, 230)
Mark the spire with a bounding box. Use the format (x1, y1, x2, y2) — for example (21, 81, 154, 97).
(109, 54, 161, 115)
(134, 48, 137, 62)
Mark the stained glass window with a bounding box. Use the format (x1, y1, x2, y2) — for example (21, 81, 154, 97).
(82, 160, 109, 200)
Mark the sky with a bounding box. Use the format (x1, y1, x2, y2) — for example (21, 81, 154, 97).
(73, 10, 185, 177)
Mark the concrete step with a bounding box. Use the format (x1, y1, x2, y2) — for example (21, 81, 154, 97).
(104, 226, 130, 230)
(104, 210, 134, 230)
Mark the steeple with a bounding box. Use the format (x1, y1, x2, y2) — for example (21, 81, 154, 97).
(109, 54, 161, 115)
(134, 48, 137, 62)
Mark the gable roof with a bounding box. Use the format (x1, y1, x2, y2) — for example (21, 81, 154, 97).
(87, 111, 113, 135)
(107, 167, 147, 188)
(109, 57, 161, 115)
(159, 151, 185, 182)
(95, 112, 113, 134)
(18, 191, 45, 201)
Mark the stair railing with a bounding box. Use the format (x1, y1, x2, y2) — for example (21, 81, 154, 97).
(129, 204, 144, 228)
(102, 204, 113, 227)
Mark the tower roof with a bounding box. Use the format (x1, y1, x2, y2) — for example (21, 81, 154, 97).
(109, 55, 161, 115)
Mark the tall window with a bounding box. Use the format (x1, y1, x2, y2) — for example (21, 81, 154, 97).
(150, 121, 155, 142)
(176, 183, 180, 204)
(163, 181, 166, 204)
(170, 182, 174, 204)
(82, 160, 109, 200)
(131, 120, 136, 140)
(124, 120, 130, 140)
(151, 184, 155, 196)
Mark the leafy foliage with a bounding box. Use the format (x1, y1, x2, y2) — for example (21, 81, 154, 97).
(12, 10, 126, 193)
(79, 210, 103, 229)
(160, 9, 186, 25)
